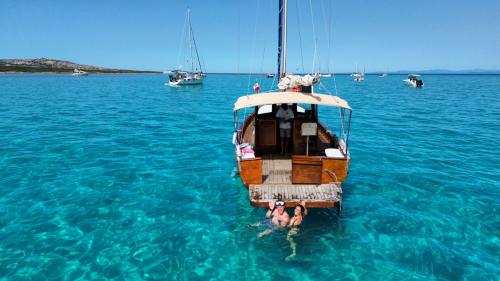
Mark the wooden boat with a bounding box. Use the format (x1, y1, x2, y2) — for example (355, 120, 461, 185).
(232, 0, 353, 213)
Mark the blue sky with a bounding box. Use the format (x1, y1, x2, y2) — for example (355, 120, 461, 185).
(1, 0, 499, 73)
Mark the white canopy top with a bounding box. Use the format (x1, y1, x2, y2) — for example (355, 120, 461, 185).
(233, 91, 351, 111)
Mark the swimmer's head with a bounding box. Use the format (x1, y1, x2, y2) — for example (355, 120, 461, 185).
(276, 200, 285, 214)
(295, 204, 305, 216)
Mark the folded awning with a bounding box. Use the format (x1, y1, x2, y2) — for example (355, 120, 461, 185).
(233, 91, 351, 111)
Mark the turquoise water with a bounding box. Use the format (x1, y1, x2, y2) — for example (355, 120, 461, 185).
(0, 73, 499, 280)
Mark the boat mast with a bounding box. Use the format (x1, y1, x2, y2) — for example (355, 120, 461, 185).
(187, 8, 194, 73)
(277, 0, 288, 78)
(188, 8, 203, 73)
(327, 0, 332, 74)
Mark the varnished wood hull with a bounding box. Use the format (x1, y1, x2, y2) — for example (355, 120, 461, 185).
(238, 157, 263, 186)
(236, 114, 349, 187)
(235, 112, 349, 208)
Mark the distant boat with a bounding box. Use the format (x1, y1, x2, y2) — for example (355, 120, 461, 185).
(168, 8, 205, 87)
(266, 73, 275, 78)
(72, 69, 88, 76)
(319, 73, 332, 78)
(350, 64, 364, 82)
(168, 70, 205, 86)
(379, 68, 388, 78)
(351, 73, 364, 82)
(403, 74, 424, 88)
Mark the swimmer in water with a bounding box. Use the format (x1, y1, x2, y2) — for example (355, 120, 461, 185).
(249, 200, 290, 238)
(286, 201, 307, 260)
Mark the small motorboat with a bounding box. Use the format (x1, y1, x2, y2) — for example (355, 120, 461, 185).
(404, 74, 424, 88)
(266, 73, 275, 78)
(72, 69, 88, 76)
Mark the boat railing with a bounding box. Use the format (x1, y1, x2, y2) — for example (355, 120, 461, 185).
(318, 121, 341, 149)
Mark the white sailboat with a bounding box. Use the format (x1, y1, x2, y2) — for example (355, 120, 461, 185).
(168, 8, 205, 87)
(318, 56, 331, 77)
(351, 64, 364, 82)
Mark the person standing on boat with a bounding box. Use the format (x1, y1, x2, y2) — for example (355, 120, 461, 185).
(276, 104, 294, 154)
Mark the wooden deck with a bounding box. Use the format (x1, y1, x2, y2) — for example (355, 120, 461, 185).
(262, 155, 292, 184)
(249, 183, 342, 208)
(255, 154, 342, 208)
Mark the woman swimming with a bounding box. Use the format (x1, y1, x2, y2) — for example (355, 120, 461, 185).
(286, 201, 307, 260)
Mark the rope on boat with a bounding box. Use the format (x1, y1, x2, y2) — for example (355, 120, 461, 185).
(327, 0, 340, 97)
(309, 0, 318, 74)
(246, 0, 261, 95)
(176, 10, 189, 69)
(243, 0, 263, 121)
(323, 169, 339, 183)
(295, 0, 305, 74)
(270, 72, 277, 90)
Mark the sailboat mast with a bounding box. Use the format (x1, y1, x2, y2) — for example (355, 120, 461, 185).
(188, 9, 203, 73)
(188, 8, 194, 72)
(282, 0, 288, 77)
(327, 0, 332, 74)
(277, 0, 288, 78)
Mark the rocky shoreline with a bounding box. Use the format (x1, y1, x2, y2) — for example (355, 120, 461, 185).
(0, 58, 160, 74)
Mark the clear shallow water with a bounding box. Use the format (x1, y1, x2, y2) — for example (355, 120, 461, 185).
(0, 73, 499, 280)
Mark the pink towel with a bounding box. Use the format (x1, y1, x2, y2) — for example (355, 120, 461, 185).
(241, 147, 255, 154)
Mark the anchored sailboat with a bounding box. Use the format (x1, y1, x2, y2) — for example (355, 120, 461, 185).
(232, 0, 353, 212)
(351, 64, 364, 82)
(168, 8, 205, 86)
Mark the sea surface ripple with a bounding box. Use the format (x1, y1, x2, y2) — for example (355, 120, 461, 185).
(0, 74, 499, 280)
